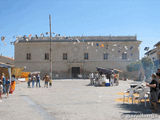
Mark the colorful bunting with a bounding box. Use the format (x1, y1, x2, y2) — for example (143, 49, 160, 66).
(113, 44, 117, 47)
(1, 36, 5, 41)
(100, 44, 104, 47)
(76, 39, 80, 43)
(91, 42, 93, 46)
(29, 34, 32, 39)
(35, 34, 38, 39)
(46, 32, 49, 35)
(96, 43, 99, 46)
(144, 47, 149, 51)
(130, 46, 133, 50)
(40, 33, 44, 37)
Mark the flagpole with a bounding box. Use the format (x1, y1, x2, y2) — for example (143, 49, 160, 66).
(49, 14, 52, 80)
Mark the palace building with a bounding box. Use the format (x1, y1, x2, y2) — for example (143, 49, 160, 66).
(14, 35, 141, 78)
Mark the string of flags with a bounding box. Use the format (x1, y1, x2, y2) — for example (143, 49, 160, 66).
(0, 33, 134, 57)
(1, 36, 5, 41)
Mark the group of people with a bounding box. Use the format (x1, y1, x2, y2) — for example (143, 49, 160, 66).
(146, 68, 160, 112)
(0, 73, 16, 102)
(27, 73, 41, 88)
(27, 73, 52, 88)
(89, 72, 119, 86)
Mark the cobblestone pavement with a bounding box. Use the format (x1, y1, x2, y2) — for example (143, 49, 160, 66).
(0, 79, 160, 120)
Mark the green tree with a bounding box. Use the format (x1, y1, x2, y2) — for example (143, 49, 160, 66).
(141, 57, 154, 79)
(127, 61, 141, 72)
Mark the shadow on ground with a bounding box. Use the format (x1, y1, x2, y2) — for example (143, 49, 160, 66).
(117, 103, 160, 119)
(117, 102, 160, 114)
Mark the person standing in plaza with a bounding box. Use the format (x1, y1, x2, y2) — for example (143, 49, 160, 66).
(110, 74, 114, 86)
(43, 74, 50, 88)
(114, 74, 119, 86)
(1, 73, 6, 94)
(49, 78, 52, 87)
(32, 75, 36, 88)
(155, 69, 160, 100)
(10, 75, 16, 94)
(5, 78, 10, 97)
(28, 73, 31, 88)
(36, 73, 41, 88)
(0, 81, 3, 102)
(146, 74, 159, 112)
(89, 73, 94, 85)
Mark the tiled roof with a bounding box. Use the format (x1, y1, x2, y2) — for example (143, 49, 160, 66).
(145, 48, 157, 55)
(0, 56, 14, 61)
(154, 41, 160, 47)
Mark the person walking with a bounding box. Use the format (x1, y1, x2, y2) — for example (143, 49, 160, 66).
(1, 73, 6, 94)
(10, 75, 16, 94)
(28, 73, 31, 88)
(36, 74, 41, 88)
(6, 78, 10, 97)
(0, 81, 3, 102)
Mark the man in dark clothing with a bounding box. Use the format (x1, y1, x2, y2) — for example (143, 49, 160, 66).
(156, 70, 160, 100)
(28, 73, 31, 88)
(146, 74, 159, 112)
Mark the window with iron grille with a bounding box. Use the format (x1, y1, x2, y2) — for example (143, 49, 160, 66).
(26, 53, 31, 60)
(103, 53, 108, 60)
(84, 53, 88, 60)
(122, 52, 127, 60)
(45, 53, 49, 60)
(63, 53, 67, 60)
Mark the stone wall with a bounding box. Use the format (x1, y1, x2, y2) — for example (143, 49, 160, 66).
(14, 36, 141, 78)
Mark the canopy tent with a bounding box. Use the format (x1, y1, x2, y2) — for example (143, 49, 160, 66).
(96, 67, 122, 75)
(96, 67, 113, 75)
(0, 62, 14, 82)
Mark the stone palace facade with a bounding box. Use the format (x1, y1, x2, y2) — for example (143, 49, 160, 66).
(14, 36, 141, 78)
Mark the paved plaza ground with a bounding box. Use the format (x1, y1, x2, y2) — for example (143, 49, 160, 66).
(0, 79, 160, 120)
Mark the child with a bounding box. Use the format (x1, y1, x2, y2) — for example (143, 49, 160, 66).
(6, 78, 10, 97)
(146, 74, 159, 112)
(0, 81, 3, 102)
(28, 73, 31, 88)
(43, 74, 49, 88)
(49, 79, 52, 87)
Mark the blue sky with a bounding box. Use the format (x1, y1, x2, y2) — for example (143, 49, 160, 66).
(0, 0, 160, 58)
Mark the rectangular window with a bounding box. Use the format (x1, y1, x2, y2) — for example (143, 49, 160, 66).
(63, 53, 67, 60)
(45, 53, 49, 60)
(105, 44, 108, 49)
(84, 53, 88, 60)
(122, 53, 127, 60)
(104, 53, 108, 60)
(26, 53, 31, 60)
